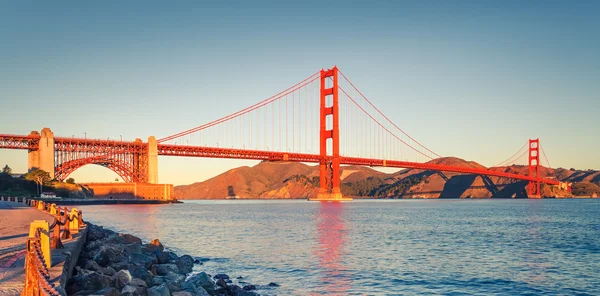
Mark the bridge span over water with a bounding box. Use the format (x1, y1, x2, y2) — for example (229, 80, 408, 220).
(0, 67, 562, 199)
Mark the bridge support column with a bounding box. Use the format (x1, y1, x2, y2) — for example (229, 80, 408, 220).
(147, 136, 158, 184)
(310, 66, 351, 201)
(528, 138, 541, 198)
(27, 128, 55, 179)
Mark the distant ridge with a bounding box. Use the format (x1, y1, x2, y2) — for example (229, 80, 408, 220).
(174, 158, 599, 199)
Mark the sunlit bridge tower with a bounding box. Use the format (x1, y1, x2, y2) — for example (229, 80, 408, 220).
(528, 138, 541, 198)
(310, 66, 352, 201)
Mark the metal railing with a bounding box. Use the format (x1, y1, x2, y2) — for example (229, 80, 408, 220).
(21, 199, 85, 296)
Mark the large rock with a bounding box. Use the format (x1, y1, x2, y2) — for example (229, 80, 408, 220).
(129, 265, 155, 287)
(94, 245, 125, 267)
(91, 287, 121, 296)
(112, 269, 132, 290)
(121, 284, 146, 296)
(155, 263, 179, 276)
(177, 255, 194, 274)
(144, 239, 165, 254)
(171, 292, 193, 296)
(130, 277, 148, 288)
(68, 272, 112, 294)
(147, 284, 171, 296)
(120, 233, 143, 244)
(84, 260, 116, 276)
(87, 224, 107, 241)
(156, 251, 170, 264)
(129, 252, 156, 269)
(164, 271, 186, 292)
(229, 285, 258, 296)
(124, 243, 143, 255)
(167, 252, 179, 264)
(111, 261, 135, 272)
(182, 272, 215, 296)
(212, 274, 229, 280)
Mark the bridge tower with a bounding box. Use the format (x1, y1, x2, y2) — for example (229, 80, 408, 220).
(27, 128, 55, 179)
(528, 138, 541, 198)
(310, 66, 351, 201)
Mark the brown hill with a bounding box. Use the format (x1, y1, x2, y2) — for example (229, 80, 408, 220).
(174, 161, 381, 199)
(174, 158, 596, 199)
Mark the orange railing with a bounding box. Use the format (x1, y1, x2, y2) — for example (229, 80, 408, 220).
(22, 200, 85, 296)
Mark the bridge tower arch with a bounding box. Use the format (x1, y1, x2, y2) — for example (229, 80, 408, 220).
(528, 138, 541, 198)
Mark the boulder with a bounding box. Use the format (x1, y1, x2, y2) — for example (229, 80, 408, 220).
(152, 276, 167, 286)
(129, 252, 156, 269)
(111, 261, 134, 272)
(230, 285, 258, 296)
(94, 245, 125, 267)
(75, 266, 96, 276)
(171, 292, 193, 296)
(155, 263, 180, 276)
(216, 279, 228, 289)
(68, 272, 112, 294)
(212, 274, 229, 280)
(130, 278, 148, 288)
(87, 224, 107, 241)
(84, 260, 116, 276)
(177, 255, 195, 274)
(124, 243, 143, 255)
(92, 287, 121, 296)
(242, 285, 256, 291)
(180, 281, 211, 296)
(147, 283, 171, 296)
(129, 265, 155, 287)
(121, 284, 146, 296)
(268, 282, 280, 287)
(165, 271, 186, 282)
(144, 239, 164, 254)
(120, 233, 143, 244)
(183, 272, 215, 296)
(167, 252, 179, 263)
(156, 251, 170, 264)
(112, 269, 132, 290)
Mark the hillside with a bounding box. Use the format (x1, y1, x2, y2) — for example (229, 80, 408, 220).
(0, 173, 92, 198)
(174, 158, 598, 199)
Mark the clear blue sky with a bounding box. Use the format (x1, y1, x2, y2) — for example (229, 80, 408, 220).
(1, 1, 598, 185)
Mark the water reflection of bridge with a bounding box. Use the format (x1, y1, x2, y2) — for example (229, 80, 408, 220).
(313, 202, 351, 294)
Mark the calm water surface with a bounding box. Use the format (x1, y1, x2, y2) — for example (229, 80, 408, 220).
(79, 199, 600, 295)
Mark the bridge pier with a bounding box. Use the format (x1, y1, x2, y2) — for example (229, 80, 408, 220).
(27, 128, 55, 179)
(147, 136, 158, 184)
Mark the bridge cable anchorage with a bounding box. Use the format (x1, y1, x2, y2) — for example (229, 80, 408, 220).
(540, 143, 551, 169)
(157, 71, 320, 143)
(490, 141, 529, 168)
(337, 82, 434, 160)
(338, 70, 442, 159)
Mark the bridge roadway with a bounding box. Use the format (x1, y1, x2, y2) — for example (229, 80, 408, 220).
(157, 144, 560, 185)
(0, 133, 559, 186)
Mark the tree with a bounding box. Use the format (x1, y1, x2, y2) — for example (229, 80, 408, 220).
(24, 169, 51, 195)
(66, 178, 75, 184)
(2, 165, 12, 175)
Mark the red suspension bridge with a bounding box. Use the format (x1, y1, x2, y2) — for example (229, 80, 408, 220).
(0, 66, 561, 199)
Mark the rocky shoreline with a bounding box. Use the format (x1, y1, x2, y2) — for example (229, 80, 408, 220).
(67, 223, 269, 296)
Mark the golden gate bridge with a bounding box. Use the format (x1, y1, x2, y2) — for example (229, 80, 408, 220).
(0, 66, 561, 199)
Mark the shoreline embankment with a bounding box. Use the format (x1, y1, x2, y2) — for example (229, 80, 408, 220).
(67, 223, 265, 296)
